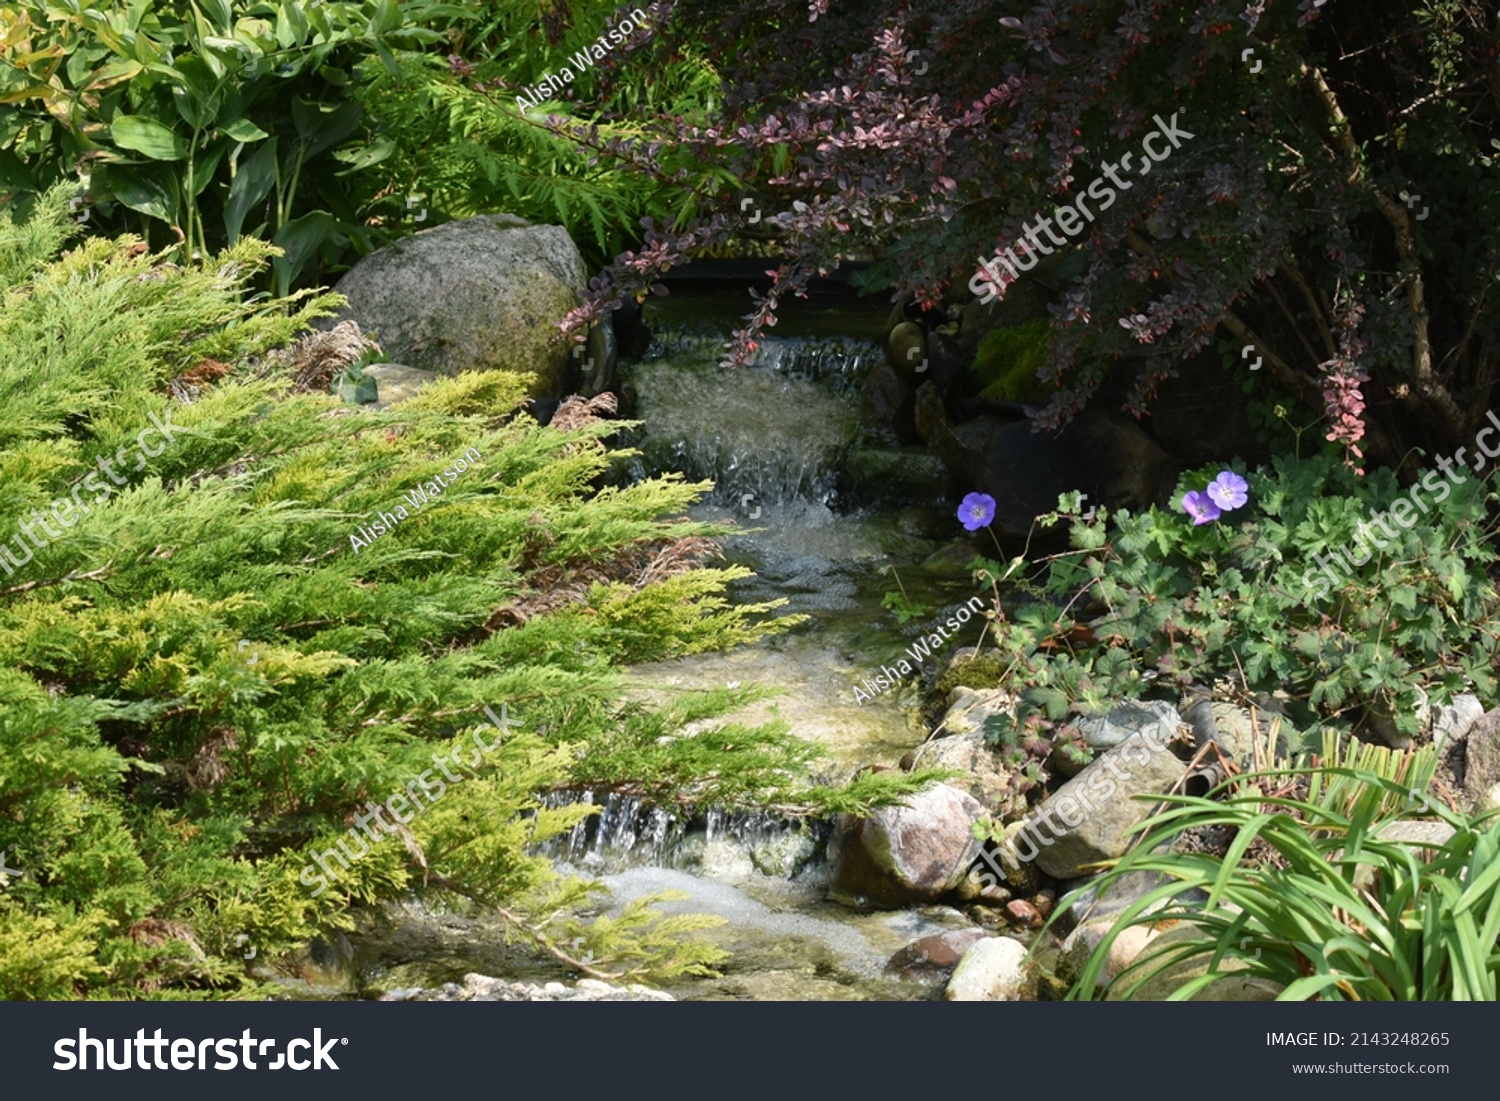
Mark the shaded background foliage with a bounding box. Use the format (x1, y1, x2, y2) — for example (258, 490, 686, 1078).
(560, 0, 1500, 467)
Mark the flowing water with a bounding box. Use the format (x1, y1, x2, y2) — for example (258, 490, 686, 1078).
(330, 287, 992, 1001)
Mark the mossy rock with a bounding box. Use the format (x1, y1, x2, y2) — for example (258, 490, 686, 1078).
(935, 653, 1008, 699)
(972, 320, 1052, 403)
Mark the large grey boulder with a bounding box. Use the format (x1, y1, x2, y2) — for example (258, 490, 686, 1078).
(827, 783, 986, 908)
(330, 214, 587, 397)
(1006, 731, 1190, 880)
(1431, 693, 1486, 748)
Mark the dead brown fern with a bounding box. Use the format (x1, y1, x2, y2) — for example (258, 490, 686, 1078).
(288, 320, 377, 393)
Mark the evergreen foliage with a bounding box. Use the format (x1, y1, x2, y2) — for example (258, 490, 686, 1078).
(0, 190, 932, 999)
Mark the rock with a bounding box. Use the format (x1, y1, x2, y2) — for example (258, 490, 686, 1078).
(1075, 700, 1181, 753)
(363, 362, 439, 409)
(970, 821, 1042, 894)
(1003, 900, 1043, 929)
(1463, 709, 1500, 809)
(1013, 732, 1190, 880)
(1374, 819, 1457, 849)
(1140, 347, 1269, 469)
(975, 411, 1174, 540)
(1430, 693, 1485, 748)
(1348, 820, 1458, 891)
(885, 928, 987, 982)
(828, 783, 987, 908)
(1064, 870, 1191, 925)
(1033, 888, 1055, 918)
(974, 884, 1013, 907)
(844, 446, 951, 506)
(945, 936, 1033, 1001)
(858, 361, 918, 442)
(1106, 924, 1281, 1001)
(905, 730, 1013, 811)
(747, 827, 819, 879)
(887, 321, 927, 381)
(937, 686, 1017, 738)
(1061, 920, 1162, 991)
(913, 382, 1006, 470)
(914, 390, 1174, 542)
(330, 214, 587, 397)
(1477, 783, 1500, 814)
(384, 972, 674, 1001)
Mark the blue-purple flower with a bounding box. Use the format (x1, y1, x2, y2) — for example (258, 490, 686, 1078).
(1206, 471, 1249, 511)
(959, 492, 997, 531)
(1180, 469, 1250, 525)
(1181, 490, 1222, 526)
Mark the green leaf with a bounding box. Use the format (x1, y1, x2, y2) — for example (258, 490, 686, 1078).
(331, 137, 394, 173)
(100, 163, 177, 223)
(188, 140, 228, 198)
(291, 97, 362, 160)
(335, 367, 379, 405)
(271, 209, 337, 292)
(275, 3, 309, 49)
(222, 118, 269, 143)
(110, 115, 189, 161)
(223, 137, 279, 243)
(0, 149, 35, 191)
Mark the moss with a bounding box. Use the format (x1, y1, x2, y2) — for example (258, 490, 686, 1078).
(971, 320, 1052, 402)
(934, 653, 1009, 699)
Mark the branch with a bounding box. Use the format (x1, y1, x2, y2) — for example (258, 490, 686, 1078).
(1264, 272, 1329, 368)
(1279, 261, 1337, 360)
(2, 565, 112, 596)
(1298, 59, 1463, 431)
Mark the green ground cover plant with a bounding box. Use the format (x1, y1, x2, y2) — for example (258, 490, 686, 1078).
(0, 190, 937, 999)
(963, 453, 1500, 796)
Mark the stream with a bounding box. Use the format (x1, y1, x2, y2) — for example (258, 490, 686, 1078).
(317, 285, 1001, 1000)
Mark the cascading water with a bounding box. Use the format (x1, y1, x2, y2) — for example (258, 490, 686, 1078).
(343, 290, 991, 1001)
(621, 333, 868, 509)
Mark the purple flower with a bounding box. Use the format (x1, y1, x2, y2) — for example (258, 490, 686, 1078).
(1206, 470, 1249, 511)
(1181, 490, 1222, 526)
(959, 492, 997, 531)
